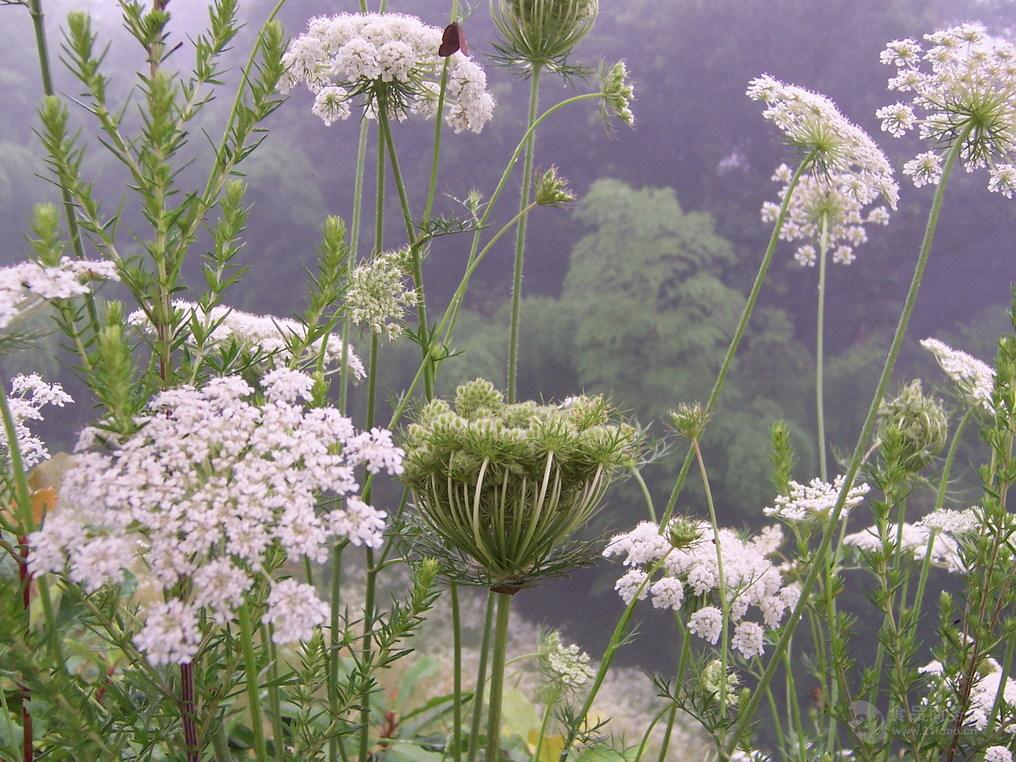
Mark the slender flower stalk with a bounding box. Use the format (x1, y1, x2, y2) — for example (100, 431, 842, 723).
(659, 154, 816, 526)
(466, 593, 496, 762)
(238, 603, 268, 762)
(724, 125, 972, 757)
(816, 214, 830, 481)
(484, 591, 514, 762)
(507, 66, 543, 403)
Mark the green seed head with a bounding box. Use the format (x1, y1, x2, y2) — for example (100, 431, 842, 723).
(491, 0, 598, 70)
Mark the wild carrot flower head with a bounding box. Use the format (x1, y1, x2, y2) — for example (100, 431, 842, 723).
(281, 12, 495, 133)
(345, 248, 418, 340)
(491, 0, 598, 71)
(843, 521, 967, 573)
(30, 372, 402, 664)
(0, 258, 117, 331)
(599, 60, 635, 126)
(877, 379, 949, 468)
(128, 301, 365, 381)
(920, 337, 996, 413)
(402, 379, 639, 588)
(763, 475, 870, 523)
(1, 374, 72, 472)
(538, 630, 593, 690)
(747, 75, 899, 209)
(762, 164, 893, 266)
(878, 24, 1016, 194)
(604, 520, 795, 657)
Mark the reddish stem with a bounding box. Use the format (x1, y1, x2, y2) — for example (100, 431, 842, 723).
(180, 662, 199, 762)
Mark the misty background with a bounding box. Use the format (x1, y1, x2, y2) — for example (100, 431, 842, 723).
(1, 0, 1014, 718)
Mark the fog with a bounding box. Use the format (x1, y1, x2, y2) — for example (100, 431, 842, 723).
(1, 0, 1014, 725)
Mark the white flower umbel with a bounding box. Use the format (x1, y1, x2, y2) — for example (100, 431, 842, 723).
(128, 300, 365, 381)
(1, 374, 72, 471)
(747, 75, 900, 209)
(879, 24, 1016, 193)
(763, 475, 871, 522)
(539, 630, 593, 690)
(0, 258, 117, 331)
(29, 372, 403, 664)
(920, 337, 996, 413)
(986, 747, 1013, 762)
(762, 165, 893, 267)
(921, 656, 1016, 734)
(605, 520, 794, 651)
(843, 522, 966, 573)
(918, 507, 980, 536)
(282, 12, 496, 133)
(345, 248, 419, 340)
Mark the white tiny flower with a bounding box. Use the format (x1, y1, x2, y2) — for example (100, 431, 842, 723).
(988, 164, 1016, 198)
(614, 569, 648, 604)
(920, 337, 995, 412)
(312, 85, 352, 125)
(764, 475, 870, 522)
(650, 577, 685, 611)
(903, 151, 944, 187)
(688, 606, 723, 645)
(731, 620, 766, 659)
(985, 747, 1013, 762)
(134, 600, 201, 665)
(264, 579, 330, 644)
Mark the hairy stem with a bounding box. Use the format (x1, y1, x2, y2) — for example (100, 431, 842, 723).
(484, 591, 513, 762)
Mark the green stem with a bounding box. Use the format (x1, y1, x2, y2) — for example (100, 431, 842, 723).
(467, 593, 496, 762)
(329, 542, 346, 762)
(506, 66, 542, 403)
(531, 688, 558, 762)
(784, 644, 806, 762)
(660, 154, 815, 526)
(561, 554, 670, 760)
(378, 106, 432, 399)
(816, 213, 830, 482)
(933, 409, 972, 511)
(421, 0, 460, 225)
(451, 582, 463, 762)
(238, 603, 268, 762)
(358, 547, 377, 762)
(484, 591, 514, 762)
(341, 118, 372, 412)
(631, 467, 657, 522)
(724, 128, 971, 757)
(655, 621, 691, 762)
(692, 440, 729, 733)
(264, 625, 285, 755)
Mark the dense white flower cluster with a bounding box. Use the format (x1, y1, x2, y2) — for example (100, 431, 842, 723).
(878, 24, 1016, 195)
(920, 656, 1016, 733)
(30, 371, 403, 664)
(539, 630, 593, 690)
(986, 747, 1014, 762)
(747, 76, 899, 209)
(843, 520, 966, 573)
(281, 13, 496, 133)
(345, 249, 418, 340)
(128, 301, 365, 381)
(763, 474, 870, 522)
(0, 258, 117, 330)
(919, 507, 980, 536)
(920, 337, 995, 413)
(1, 374, 72, 471)
(762, 165, 892, 267)
(605, 520, 797, 658)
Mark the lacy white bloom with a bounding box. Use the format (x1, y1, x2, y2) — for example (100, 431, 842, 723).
(0, 258, 117, 331)
(263, 579, 331, 644)
(614, 568, 648, 604)
(903, 152, 943, 188)
(731, 620, 766, 659)
(843, 522, 965, 573)
(282, 13, 495, 133)
(128, 300, 365, 381)
(921, 656, 1016, 734)
(879, 25, 1016, 192)
(1, 374, 73, 471)
(762, 165, 893, 267)
(764, 475, 870, 522)
(747, 76, 899, 209)
(921, 337, 995, 412)
(345, 249, 418, 340)
(30, 373, 402, 662)
(133, 600, 201, 665)
(918, 507, 980, 536)
(986, 747, 1013, 762)
(608, 519, 791, 651)
(688, 606, 723, 645)
(539, 630, 593, 690)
